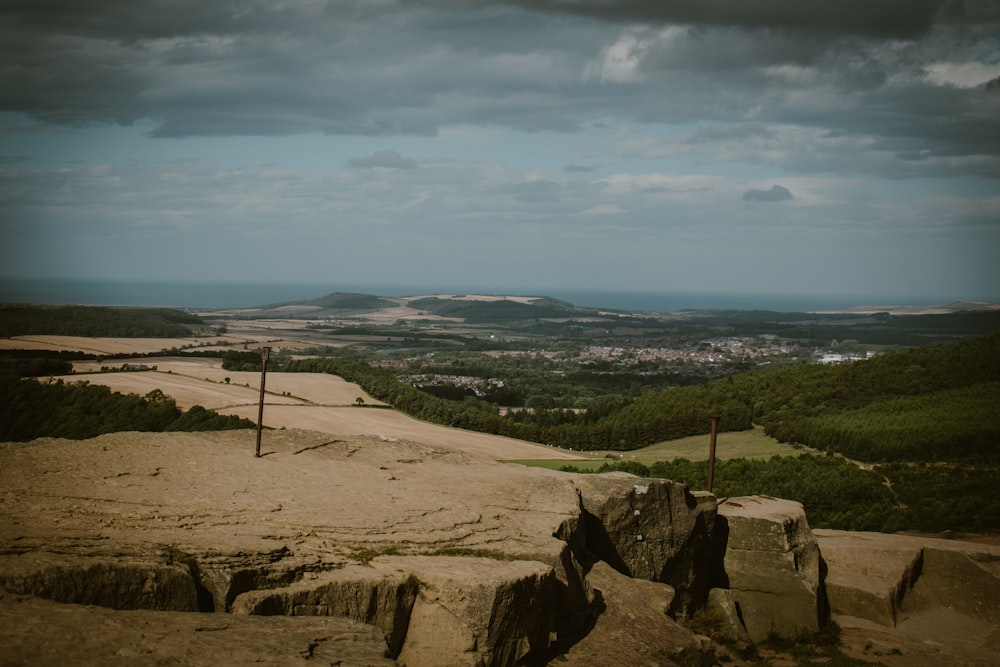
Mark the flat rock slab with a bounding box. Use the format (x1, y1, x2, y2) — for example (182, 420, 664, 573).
(0, 430, 719, 666)
(0, 590, 395, 667)
(0, 429, 581, 562)
(816, 529, 1000, 665)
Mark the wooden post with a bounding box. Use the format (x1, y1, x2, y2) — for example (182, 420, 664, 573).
(707, 415, 719, 493)
(255, 347, 271, 458)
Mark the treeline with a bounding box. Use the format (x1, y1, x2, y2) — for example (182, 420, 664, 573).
(740, 331, 1000, 462)
(566, 455, 999, 533)
(282, 357, 749, 450)
(0, 305, 202, 337)
(696, 309, 1000, 346)
(0, 349, 94, 378)
(0, 366, 254, 441)
(283, 331, 1000, 463)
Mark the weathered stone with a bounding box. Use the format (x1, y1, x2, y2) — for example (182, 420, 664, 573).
(558, 561, 715, 667)
(389, 556, 561, 667)
(0, 552, 199, 612)
(816, 530, 1000, 627)
(717, 496, 828, 643)
(814, 530, 923, 626)
(231, 563, 419, 656)
(0, 590, 396, 666)
(703, 587, 752, 643)
(572, 474, 718, 614)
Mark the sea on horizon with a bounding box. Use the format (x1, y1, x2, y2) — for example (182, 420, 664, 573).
(0, 277, 986, 314)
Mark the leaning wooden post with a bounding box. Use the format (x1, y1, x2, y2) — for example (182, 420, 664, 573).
(255, 346, 271, 458)
(707, 415, 719, 493)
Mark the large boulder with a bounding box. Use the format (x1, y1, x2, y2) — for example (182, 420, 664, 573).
(557, 561, 715, 667)
(572, 474, 719, 614)
(389, 556, 561, 667)
(816, 530, 1000, 626)
(231, 562, 419, 657)
(232, 555, 571, 667)
(717, 496, 828, 643)
(814, 530, 924, 626)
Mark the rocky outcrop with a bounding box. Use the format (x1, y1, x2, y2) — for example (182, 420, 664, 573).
(816, 530, 1000, 626)
(814, 530, 924, 626)
(558, 561, 715, 667)
(572, 473, 719, 615)
(26, 430, 997, 665)
(0, 589, 396, 666)
(0, 431, 717, 666)
(702, 587, 752, 643)
(816, 530, 1000, 666)
(0, 552, 201, 612)
(717, 496, 829, 643)
(230, 562, 420, 656)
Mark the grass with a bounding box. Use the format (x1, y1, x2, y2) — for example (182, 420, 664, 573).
(510, 429, 800, 470)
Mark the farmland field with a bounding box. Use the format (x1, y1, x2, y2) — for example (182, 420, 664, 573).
(45, 355, 584, 462)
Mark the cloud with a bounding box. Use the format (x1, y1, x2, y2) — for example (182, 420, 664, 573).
(743, 185, 793, 202)
(495, 0, 953, 38)
(0, 0, 998, 182)
(925, 61, 1000, 88)
(349, 150, 419, 170)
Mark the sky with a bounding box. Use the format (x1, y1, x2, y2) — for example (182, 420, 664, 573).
(1, 0, 999, 304)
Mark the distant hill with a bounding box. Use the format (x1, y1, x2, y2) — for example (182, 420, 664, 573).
(406, 296, 591, 323)
(259, 292, 397, 311)
(302, 292, 397, 310)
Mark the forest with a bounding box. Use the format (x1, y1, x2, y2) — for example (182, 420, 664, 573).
(268, 332, 1000, 533)
(0, 305, 202, 338)
(0, 351, 254, 440)
(270, 331, 1000, 463)
(560, 456, 998, 534)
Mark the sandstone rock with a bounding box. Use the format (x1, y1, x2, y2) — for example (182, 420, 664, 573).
(0, 552, 200, 612)
(717, 496, 828, 643)
(702, 587, 752, 643)
(0, 590, 396, 666)
(231, 562, 419, 656)
(389, 556, 561, 667)
(814, 530, 923, 626)
(572, 474, 718, 615)
(817, 530, 1000, 667)
(557, 561, 715, 667)
(0, 431, 714, 666)
(816, 530, 1000, 626)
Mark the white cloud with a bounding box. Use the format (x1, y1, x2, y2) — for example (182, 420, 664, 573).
(925, 61, 1000, 88)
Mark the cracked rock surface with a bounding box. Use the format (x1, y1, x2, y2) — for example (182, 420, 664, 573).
(0, 429, 717, 666)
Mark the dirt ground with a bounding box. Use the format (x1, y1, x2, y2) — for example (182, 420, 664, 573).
(47, 357, 585, 462)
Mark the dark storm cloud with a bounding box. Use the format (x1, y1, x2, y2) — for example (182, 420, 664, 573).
(743, 185, 793, 202)
(1, 0, 998, 179)
(494, 0, 997, 37)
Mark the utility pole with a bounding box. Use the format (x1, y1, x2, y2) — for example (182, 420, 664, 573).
(707, 415, 719, 493)
(255, 347, 271, 458)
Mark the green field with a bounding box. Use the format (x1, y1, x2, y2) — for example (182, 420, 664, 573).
(511, 428, 800, 470)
